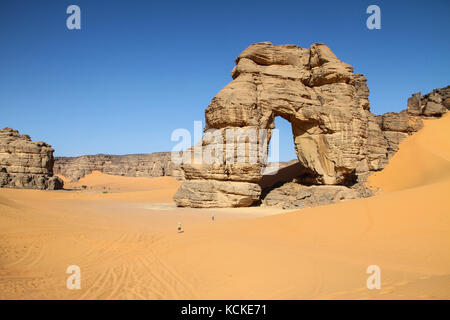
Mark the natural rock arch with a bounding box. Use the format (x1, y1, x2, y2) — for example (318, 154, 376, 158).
(173, 42, 427, 208)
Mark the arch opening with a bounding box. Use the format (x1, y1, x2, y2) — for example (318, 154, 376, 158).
(259, 116, 315, 192)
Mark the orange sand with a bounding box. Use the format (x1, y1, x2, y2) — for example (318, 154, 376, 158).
(368, 113, 450, 192)
(0, 115, 449, 299)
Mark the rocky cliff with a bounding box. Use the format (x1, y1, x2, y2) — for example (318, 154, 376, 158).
(54, 153, 184, 182)
(173, 42, 448, 208)
(0, 128, 63, 190)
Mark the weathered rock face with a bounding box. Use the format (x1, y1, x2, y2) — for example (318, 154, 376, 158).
(260, 86, 449, 210)
(205, 42, 374, 186)
(408, 86, 450, 117)
(174, 42, 448, 208)
(175, 42, 379, 207)
(261, 181, 360, 210)
(373, 86, 449, 164)
(54, 153, 184, 182)
(174, 180, 261, 208)
(0, 128, 63, 190)
(258, 161, 374, 209)
(374, 110, 423, 163)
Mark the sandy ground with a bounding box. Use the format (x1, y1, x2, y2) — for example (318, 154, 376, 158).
(0, 114, 449, 299)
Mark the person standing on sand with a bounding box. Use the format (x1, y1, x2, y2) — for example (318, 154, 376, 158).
(177, 222, 182, 233)
(212, 213, 215, 221)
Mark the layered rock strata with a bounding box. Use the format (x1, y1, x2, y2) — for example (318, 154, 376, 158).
(54, 153, 184, 182)
(0, 128, 63, 190)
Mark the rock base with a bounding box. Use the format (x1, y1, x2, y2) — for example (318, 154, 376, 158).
(173, 180, 261, 208)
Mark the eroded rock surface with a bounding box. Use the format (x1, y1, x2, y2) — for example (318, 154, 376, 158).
(54, 153, 184, 182)
(0, 128, 63, 190)
(174, 180, 261, 208)
(174, 42, 448, 208)
(260, 86, 448, 210)
(175, 42, 379, 207)
(408, 86, 449, 117)
(261, 181, 360, 209)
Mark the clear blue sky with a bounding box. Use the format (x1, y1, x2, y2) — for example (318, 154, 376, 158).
(1, 0, 449, 160)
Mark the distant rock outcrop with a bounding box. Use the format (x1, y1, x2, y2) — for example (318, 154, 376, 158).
(408, 86, 449, 117)
(54, 153, 184, 182)
(0, 128, 63, 190)
(174, 42, 448, 208)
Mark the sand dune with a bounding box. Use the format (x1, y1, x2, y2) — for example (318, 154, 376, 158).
(0, 114, 449, 299)
(368, 114, 450, 192)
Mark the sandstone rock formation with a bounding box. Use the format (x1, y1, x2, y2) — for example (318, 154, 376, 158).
(54, 153, 184, 182)
(0, 128, 63, 190)
(375, 86, 449, 161)
(174, 42, 448, 208)
(261, 180, 360, 209)
(260, 86, 449, 210)
(174, 180, 260, 208)
(408, 86, 449, 117)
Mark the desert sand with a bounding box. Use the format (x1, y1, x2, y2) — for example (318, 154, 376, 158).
(0, 114, 449, 299)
